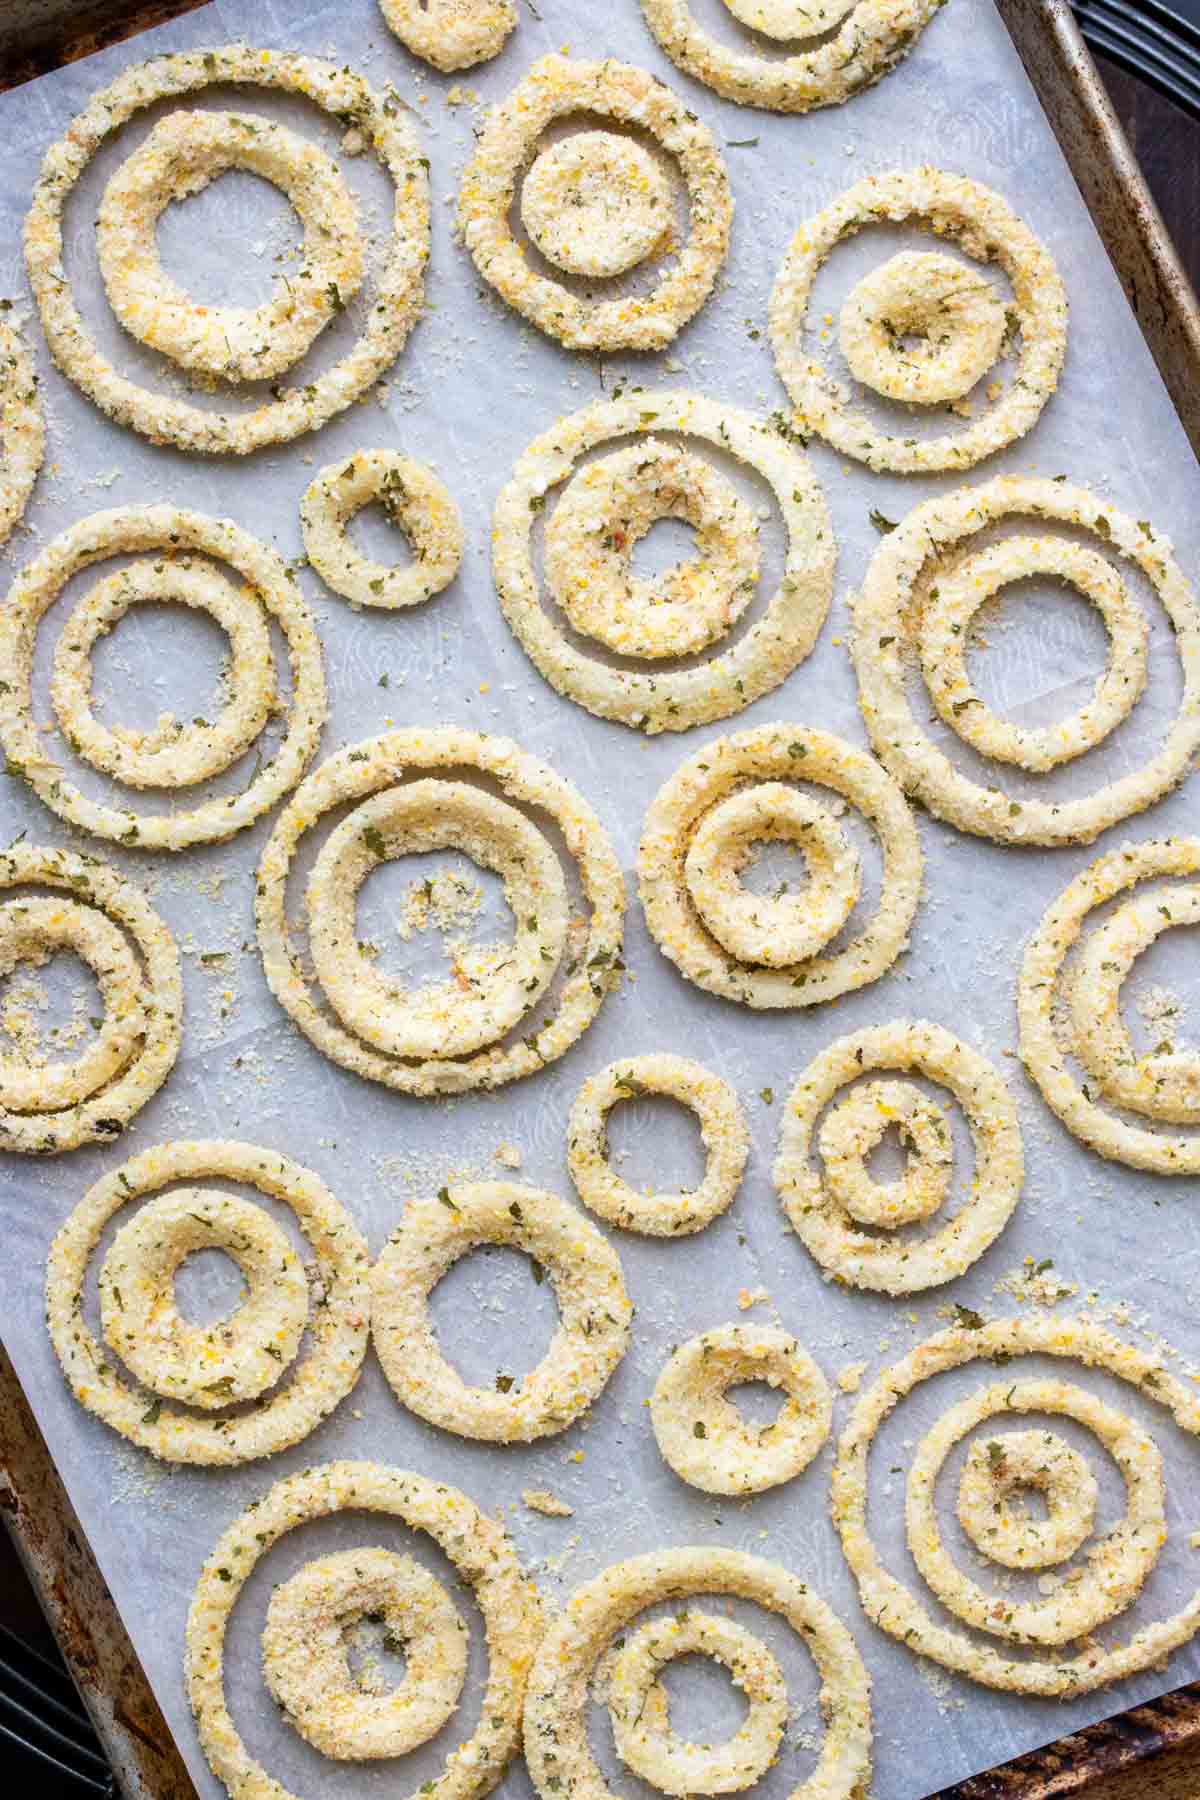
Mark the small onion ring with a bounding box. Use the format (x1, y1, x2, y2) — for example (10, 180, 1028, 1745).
(919, 534, 1149, 772)
(300, 450, 463, 611)
(638, 723, 922, 1009)
(97, 1189, 309, 1410)
(909, 1379, 1163, 1648)
(262, 1547, 468, 1760)
(1019, 837, 1200, 1171)
(0, 319, 44, 548)
(521, 133, 673, 280)
(0, 843, 180, 1156)
(46, 1139, 370, 1464)
(638, 0, 946, 114)
(459, 56, 732, 353)
(770, 169, 1067, 472)
(566, 1053, 748, 1237)
(838, 250, 1007, 405)
(957, 1427, 1096, 1571)
(817, 1078, 952, 1227)
(256, 728, 625, 1097)
(524, 1547, 872, 1800)
(307, 779, 568, 1062)
(1071, 885, 1200, 1124)
(852, 478, 1200, 845)
(186, 1462, 540, 1800)
(608, 1611, 789, 1795)
(493, 392, 834, 734)
(651, 1323, 832, 1495)
(25, 45, 430, 455)
(370, 1180, 632, 1442)
(774, 1020, 1024, 1294)
(379, 0, 517, 71)
(684, 784, 861, 969)
(0, 505, 326, 851)
(48, 556, 275, 790)
(543, 438, 760, 661)
(832, 1316, 1198, 1695)
(96, 109, 364, 384)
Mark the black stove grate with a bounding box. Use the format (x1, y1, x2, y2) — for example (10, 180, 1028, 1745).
(1074, 0, 1200, 117)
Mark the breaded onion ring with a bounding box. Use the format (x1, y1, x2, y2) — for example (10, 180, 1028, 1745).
(638, 724, 922, 1008)
(46, 1139, 369, 1464)
(96, 109, 364, 384)
(525, 1547, 872, 1800)
(300, 449, 463, 610)
(0, 319, 44, 548)
(379, 0, 517, 71)
(832, 1316, 1196, 1695)
(0, 505, 325, 851)
(493, 392, 834, 733)
(1018, 837, 1200, 1171)
(651, 1323, 832, 1495)
(370, 1180, 632, 1441)
(256, 729, 625, 1097)
(262, 1548, 468, 1759)
(774, 1020, 1023, 1294)
(851, 478, 1200, 844)
(638, 0, 946, 114)
(567, 1053, 748, 1237)
(0, 843, 180, 1155)
(770, 170, 1067, 472)
(25, 45, 429, 454)
(459, 57, 731, 352)
(187, 1463, 540, 1800)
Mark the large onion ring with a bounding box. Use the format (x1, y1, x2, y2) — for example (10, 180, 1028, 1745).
(493, 392, 834, 734)
(46, 1139, 369, 1464)
(24, 45, 429, 455)
(638, 0, 946, 114)
(638, 724, 922, 1008)
(186, 1462, 540, 1800)
(1018, 837, 1200, 1171)
(0, 320, 44, 548)
(0, 505, 326, 851)
(832, 1316, 1199, 1695)
(256, 728, 625, 1097)
(851, 477, 1200, 845)
(459, 56, 731, 353)
(524, 1547, 872, 1800)
(770, 169, 1067, 472)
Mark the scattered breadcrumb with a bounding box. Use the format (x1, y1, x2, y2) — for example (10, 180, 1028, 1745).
(837, 1361, 867, 1394)
(995, 1258, 1079, 1307)
(737, 1285, 769, 1311)
(522, 1488, 574, 1518)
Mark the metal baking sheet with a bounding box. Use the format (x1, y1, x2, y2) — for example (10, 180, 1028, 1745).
(1, 1, 1200, 1796)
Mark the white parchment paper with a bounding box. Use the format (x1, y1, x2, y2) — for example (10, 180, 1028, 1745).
(1, 1, 1200, 1795)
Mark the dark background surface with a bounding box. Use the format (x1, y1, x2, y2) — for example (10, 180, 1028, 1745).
(1, 9, 1199, 1798)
